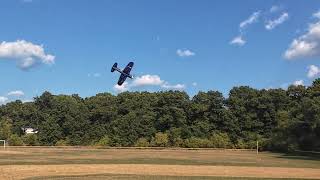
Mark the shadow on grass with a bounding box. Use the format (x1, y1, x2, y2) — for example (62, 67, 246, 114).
(276, 151, 320, 161)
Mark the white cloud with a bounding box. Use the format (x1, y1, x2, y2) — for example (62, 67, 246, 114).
(113, 74, 185, 92)
(161, 83, 186, 90)
(265, 12, 289, 30)
(230, 8, 289, 46)
(0, 96, 8, 105)
(270, 5, 280, 13)
(230, 35, 246, 46)
(113, 82, 129, 93)
(132, 74, 164, 87)
(230, 11, 260, 46)
(132, 74, 185, 90)
(307, 65, 320, 78)
(22, 99, 34, 103)
(240, 11, 261, 30)
(313, 10, 320, 19)
(192, 82, 197, 86)
(176, 49, 195, 57)
(7, 90, 24, 97)
(284, 13, 320, 60)
(0, 40, 55, 69)
(284, 39, 318, 59)
(293, 80, 304, 86)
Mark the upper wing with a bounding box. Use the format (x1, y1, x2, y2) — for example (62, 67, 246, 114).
(117, 74, 127, 86)
(123, 62, 134, 75)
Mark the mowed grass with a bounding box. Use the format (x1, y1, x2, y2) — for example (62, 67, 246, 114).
(0, 147, 319, 168)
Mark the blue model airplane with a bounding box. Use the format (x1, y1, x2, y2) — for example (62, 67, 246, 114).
(111, 62, 134, 86)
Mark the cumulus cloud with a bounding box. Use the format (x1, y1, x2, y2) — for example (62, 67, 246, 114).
(284, 39, 318, 59)
(132, 74, 185, 90)
(313, 10, 320, 19)
(230, 35, 246, 46)
(132, 75, 164, 87)
(113, 82, 129, 93)
(176, 49, 195, 57)
(113, 74, 185, 92)
(240, 11, 261, 30)
(293, 80, 304, 86)
(284, 14, 320, 59)
(0, 96, 8, 105)
(0, 40, 55, 69)
(7, 90, 24, 97)
(307, 65, 320, 78)
(265, 12, 289, 30)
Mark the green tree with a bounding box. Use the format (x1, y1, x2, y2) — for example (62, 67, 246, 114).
(152, 132, 169, 147)
(155, 91, 189, 132)
(22, 134, 39, 146)
(0, 118, 12, 140)
(95, 135, 110, 146)
(184, 137, 211, 148)
(38, 116, 63, 145)
(210, 132, 232, 148)
(8, 134, 24, 146)
(135, 137, 150, 147)
(56, 139, 67, 146)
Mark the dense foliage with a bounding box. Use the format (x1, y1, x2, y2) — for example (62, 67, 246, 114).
(1, 79, 320, 152)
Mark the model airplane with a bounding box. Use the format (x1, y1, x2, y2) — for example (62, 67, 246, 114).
(111, 62, 134, 86)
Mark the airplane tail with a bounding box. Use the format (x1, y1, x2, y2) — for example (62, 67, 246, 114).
(111, 63, 117, 72)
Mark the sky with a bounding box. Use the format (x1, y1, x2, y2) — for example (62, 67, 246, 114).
(1, 0, 320, 103)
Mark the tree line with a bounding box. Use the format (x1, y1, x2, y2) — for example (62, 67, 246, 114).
(1, 79, 320, 152)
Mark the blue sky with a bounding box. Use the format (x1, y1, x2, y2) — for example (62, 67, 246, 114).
(1, 0, 320, 103)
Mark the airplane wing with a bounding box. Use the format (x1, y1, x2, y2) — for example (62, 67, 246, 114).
(117, 74, 127, 86)
(123, 62, 134, 75)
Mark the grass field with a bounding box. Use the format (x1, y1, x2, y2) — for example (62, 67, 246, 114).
(0, 147, 319, 180)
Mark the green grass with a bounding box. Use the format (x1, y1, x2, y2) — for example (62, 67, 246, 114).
(23, 174, 318, 180)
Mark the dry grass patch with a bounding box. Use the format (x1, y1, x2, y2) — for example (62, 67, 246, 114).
(1, 147, 320, 180)
(1, 164, 320, 180)
(1, 147, 320, 168)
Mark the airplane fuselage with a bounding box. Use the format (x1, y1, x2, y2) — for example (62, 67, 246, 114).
(113, 67, 133, 79)
(111, 62, 134, 86)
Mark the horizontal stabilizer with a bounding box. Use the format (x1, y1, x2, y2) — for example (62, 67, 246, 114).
(111, 63, 118, 72)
